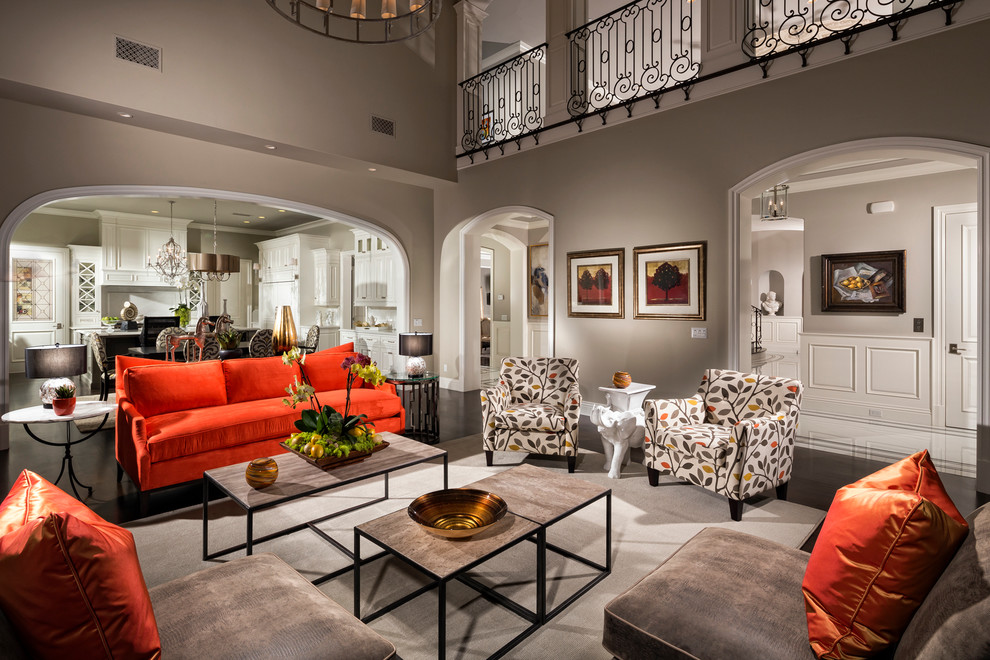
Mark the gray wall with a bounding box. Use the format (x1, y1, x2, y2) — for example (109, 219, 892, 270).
(752, 229, 803, 316)
(13, 212, 100, 247)
(795, 169, 976, 336)
(434, 19, 990, 401)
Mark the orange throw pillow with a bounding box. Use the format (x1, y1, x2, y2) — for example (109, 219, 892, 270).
(0, 471, 161, 659)
(802, 450, 968, 659)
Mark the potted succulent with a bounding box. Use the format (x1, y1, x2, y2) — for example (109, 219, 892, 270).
(217, 329, 241, 351)
(170, 303, 191, 328)
(52, 382, 77, 416)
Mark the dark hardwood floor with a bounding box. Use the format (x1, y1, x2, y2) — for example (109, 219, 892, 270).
(2, 372, 985, 552)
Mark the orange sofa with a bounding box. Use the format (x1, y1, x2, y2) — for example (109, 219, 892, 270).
(115, 346, 405, 499)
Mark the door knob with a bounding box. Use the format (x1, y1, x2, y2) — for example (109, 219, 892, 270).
(949, 343, 966, 354)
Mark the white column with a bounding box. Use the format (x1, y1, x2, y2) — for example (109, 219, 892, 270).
(545, 0, 585, 125)
(454, 0, 491, 83)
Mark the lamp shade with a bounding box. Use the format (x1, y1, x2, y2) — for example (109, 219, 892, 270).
(399, 332, 432, 357)
(24, 344, 88, 379)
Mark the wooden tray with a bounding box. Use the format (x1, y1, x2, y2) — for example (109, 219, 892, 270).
(280, 439, 389, 470)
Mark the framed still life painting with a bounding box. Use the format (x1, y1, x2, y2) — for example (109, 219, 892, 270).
(821, 249, 905, 313)
(633, 241, 706, 320)
(567, 248, 624, 318)
(528, 243, 550, 318)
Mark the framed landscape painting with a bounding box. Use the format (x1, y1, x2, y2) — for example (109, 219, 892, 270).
(528, 243, 549, 318)
(633, 241, 706, 320)
(567, 248, 624, 318)
(821, 249, 905, 313)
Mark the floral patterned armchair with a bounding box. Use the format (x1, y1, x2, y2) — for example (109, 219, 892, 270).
(481, 357, 582, 472)
(643, 369, 803, 521)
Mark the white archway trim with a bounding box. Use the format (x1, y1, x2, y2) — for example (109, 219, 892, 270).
(0, 184, 413, 450)
(456, 206, 554, 392)
(728, 137, 990, 489)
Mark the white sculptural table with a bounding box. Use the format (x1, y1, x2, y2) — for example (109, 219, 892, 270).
(593, 382, 655, 479)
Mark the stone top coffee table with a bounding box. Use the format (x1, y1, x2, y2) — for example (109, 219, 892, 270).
(353, 463, 611, 659)
(203, 431, 447, 584)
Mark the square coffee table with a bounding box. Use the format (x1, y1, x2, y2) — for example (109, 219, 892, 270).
(353, 463, 611, 658)
(203, 431, 447, 584)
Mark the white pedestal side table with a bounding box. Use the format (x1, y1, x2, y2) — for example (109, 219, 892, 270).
(593, 382, 655, 479)
(2, 401, 116, 499)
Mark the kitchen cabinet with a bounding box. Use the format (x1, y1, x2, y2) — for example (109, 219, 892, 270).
(350, 229, 396, 307)
(69, 245, 101, 328)
(312, 248, 341, 307)
(353, 329, 400, 375)
(100, 212, 190, 285)
(256, 234, 330, 330)
(320, 327, 340, 349)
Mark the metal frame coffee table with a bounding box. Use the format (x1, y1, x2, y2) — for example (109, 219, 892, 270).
(353, 463, 611, 659)
(203, 431, 447, 584)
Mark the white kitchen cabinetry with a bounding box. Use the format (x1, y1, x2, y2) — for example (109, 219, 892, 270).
(353, 329, 400, 375)
(350, 229, 396, 307)
(320, 327, 340, 349)
(312, 248, 341, 307)
(68, 245, 102, 328)
(256, 234, 330, 330)
(100, 212, 190, 285)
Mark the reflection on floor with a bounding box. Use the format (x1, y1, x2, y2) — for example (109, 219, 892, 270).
(480, 363, 499, 388)
(751, 350, 976, 478)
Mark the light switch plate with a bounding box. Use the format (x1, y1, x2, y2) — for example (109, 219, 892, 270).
(497, 294, 504, 301)
(691, 327, 707, 339)
(413, 318, 423, 327)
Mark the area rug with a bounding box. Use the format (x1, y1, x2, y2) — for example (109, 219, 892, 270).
(125, 434, 825, 659)
(72, 394, 116, 433)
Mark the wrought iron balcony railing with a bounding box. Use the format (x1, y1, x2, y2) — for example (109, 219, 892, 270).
(459, 44, 547, 153)
(743, 0, 958, 63)
(567, 0, 701, 118)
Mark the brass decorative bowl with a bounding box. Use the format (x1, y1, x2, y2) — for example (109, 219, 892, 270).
(407, 489, 507, 539)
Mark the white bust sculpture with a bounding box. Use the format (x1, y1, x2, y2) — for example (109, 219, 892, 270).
(762, 291, 780, 316)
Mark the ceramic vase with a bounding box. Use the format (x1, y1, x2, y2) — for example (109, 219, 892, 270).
(52, 397, 77, 416)
(272, 306, 297, 354)
(612, 371, 632, 389)
(245, 457, 279, 489)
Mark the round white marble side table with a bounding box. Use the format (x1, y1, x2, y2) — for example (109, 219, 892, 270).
(2, 401, 116, 499)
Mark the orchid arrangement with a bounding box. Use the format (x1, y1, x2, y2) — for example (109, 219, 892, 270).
(281, 348, 386, 460)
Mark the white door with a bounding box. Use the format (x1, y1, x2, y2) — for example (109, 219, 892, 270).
(944, 206, 978, 430)
(10, 245, 70, 374)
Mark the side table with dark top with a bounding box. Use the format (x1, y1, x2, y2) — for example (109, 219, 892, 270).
(1, 401, 116, 499)
(386, 372, 439, 443)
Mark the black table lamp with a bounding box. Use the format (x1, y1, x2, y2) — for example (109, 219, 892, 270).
(24, 343, 88, 408)
(399, 332, 432, 377)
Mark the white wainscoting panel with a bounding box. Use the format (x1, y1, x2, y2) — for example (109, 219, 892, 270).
(762, 316, 802, 353)
(801, 333, 933, 427)
(528, 321, 549, 358)
(492, 321, 511, 363)
(808, 344, 856, 392)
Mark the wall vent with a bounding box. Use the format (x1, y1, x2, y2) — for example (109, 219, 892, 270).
(370, 115, 396, 138)
(115, 36, 162, 71)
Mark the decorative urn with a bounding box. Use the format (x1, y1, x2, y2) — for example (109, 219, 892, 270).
(612, 371, 632, 389)
(245, 457, 279, 489)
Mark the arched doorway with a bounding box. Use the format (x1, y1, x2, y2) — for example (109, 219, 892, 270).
(728, 137, 990, 489)
(439, 206, 554, 392)
(0, 185, 412, 450)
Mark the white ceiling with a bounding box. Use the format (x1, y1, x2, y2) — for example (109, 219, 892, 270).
(38, 195, 325, 233)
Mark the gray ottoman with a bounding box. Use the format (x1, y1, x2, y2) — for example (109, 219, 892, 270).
(150, 553, 395, 659)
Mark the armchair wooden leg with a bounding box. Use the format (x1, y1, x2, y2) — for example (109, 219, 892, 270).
(776, 481, 789, 501)
(647, 467, 659, 487)
(485, 450, 493, 467)
(728, 498, 743, 522)
(567, 455, 576, 473)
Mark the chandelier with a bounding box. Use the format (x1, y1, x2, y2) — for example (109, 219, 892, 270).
(187, 201, 241, 282)
(266, 0, 440, 44)
(760, 184, 789, 221)
(147, 201, 188, 285)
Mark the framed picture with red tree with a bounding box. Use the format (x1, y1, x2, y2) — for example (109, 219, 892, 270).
(634, 241, 706, 320)
(567, 248, 624, 318)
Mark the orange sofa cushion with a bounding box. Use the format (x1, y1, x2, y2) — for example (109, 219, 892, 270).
(323, 342, 354, 352)
(302, 350, 357, 391)
(126, 361, 227, 417)
(0, 471, 161, 659)
(802, 450, 969, 659)
(223, 356, 302, 404)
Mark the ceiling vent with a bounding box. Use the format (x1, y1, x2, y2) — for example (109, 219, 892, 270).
(115, 36, 162, 71)
(371, 115, 396, 138)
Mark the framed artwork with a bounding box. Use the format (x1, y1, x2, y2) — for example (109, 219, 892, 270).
(633, 241, 706, 320)
(567, 248, 624, 318)
(528, 243, 550, 317)
(821, 249, 905, 313)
